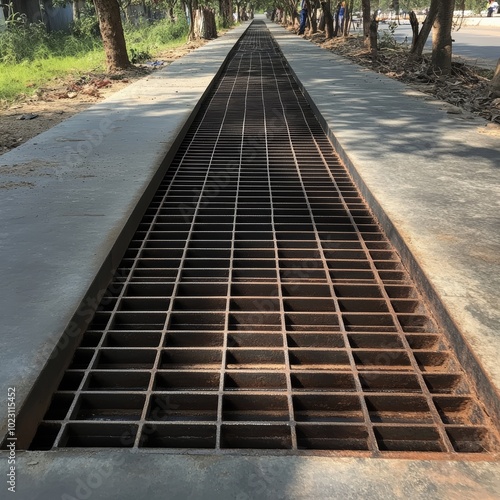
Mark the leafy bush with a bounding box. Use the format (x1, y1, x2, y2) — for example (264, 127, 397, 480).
(129, 47, 152, 63)
(0, 17, 49, 63)
(124, 17, 189, 55)
(0, 10, 189, 65)
(378, 21, 399, 49)
(0, 13, 100, 63)
(70, 13, 100, 39)
(0, 11, 191, 101)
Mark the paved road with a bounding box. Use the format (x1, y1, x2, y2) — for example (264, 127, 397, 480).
(380, 22, 499, 68)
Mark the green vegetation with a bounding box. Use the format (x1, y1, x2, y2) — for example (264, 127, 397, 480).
(0, 16, 189, 102)
(0, 17, 101, 64)
(0, 50, 105, 101)
(124, 17, 189, 57)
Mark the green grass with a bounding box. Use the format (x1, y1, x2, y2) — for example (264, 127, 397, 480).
(124, 17, 189, 57)
(0, 18, 190, 103)
(0, 50, 105, 101)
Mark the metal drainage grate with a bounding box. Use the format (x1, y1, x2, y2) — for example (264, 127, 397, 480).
(29, 21, 499, 456)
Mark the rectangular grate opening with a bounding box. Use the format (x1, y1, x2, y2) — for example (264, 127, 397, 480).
(71, 394, 145, 421)
(59, 424, 138, 448)
(374, 426, 443, 452)
(220, 425, 292, 449)
(24, 20, 500, 457)
(140, 424, 217, 449)
(296, 424, 369, 451)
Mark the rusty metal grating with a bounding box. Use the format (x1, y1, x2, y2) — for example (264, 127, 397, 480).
(29, 21, 499, 456)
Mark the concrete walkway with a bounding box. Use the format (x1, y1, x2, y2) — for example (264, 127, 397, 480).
(1, 16, 499, 499)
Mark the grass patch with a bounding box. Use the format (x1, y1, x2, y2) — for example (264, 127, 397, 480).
(124, 17, 189, 56)
(0, 17, 190, 103)
(0, 50, 105, 101)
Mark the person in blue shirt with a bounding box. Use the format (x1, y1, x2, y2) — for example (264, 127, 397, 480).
(298, 0, 308, 35)
(339, 1, 345, 32)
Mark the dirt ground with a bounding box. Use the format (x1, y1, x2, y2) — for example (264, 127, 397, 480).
(0, 40, 206, 157)
(1, 30, 499, 158)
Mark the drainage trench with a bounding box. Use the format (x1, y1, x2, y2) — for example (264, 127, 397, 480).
(28, 21, 499, 456)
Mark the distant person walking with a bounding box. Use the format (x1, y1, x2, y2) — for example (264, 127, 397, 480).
(339, 1, 346, 32)
(298, 0, 308, 35)
(487, 0, 499, 16)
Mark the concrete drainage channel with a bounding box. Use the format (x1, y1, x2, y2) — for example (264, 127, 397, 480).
(16, 23, 498, 457)
(9, 20, 500, 476)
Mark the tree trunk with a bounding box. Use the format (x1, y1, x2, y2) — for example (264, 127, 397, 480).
(370, 15, 378, 61)
(361, 0, 370, 48)
(93, 0, 130, 72)
(185, 0, 196, 41)
(219, 0, 233, 27)
(343, 0, 353, 36)
(73, 0, 83, 20)
(318, 11, 325, 31)
(308, 0, 318, 34)
(393, 0, 399, 17)
(194, 7, 217, 38)
(491, 58, 500, 98)
(234, 0, 240, 21)
(284, 0, 298, 27)
(408, 2, 438, 61)
(409, 10, 419, 52)
(333, 2, 340, 37)
(321, 1, 333, 38)
(120, 1, 131, 23)
(431, 0, 455, 76)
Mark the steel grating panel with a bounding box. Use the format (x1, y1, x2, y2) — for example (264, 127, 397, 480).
(28, 22, 499, 456)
